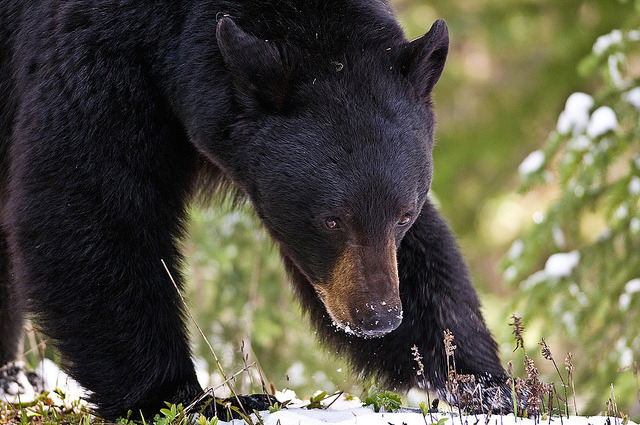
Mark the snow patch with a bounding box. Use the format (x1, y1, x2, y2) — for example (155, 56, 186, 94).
(586, 106, 618, 138)
(632, 218, 640, 234)
(626, 278, 640, 294)
(618, 279, 640, 311)
(544, 251, 580, 278)
(224, 409, 637, 425)
(583, 153, 594, 165)
(552, 227, 566, 248)
(508, 239, 524, 260)
(629, 176, 640, 195)
(568, 135, 591, 151)
(608, 53, 628, 89)
(520, 270, 550, 291)
(557, 93, 593, 135)
(620, 293, 632, 311)
(624, 87, 640, 109)
(593, 29, 623, 55)
(533, 211, 544, 223)
(620, 348, 634, 368)
(503, 265, 518, 282)
(614, 204, 628, 220)
(562, 311, 578, 335)
(518, 150, 545, 175)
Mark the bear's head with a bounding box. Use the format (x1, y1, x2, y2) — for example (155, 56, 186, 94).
(212, 17, 448, 338)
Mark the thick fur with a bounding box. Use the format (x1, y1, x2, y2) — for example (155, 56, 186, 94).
(0, 0, 510, 420)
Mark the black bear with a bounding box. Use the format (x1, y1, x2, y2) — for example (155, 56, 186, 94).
(0, 0, 512, 420)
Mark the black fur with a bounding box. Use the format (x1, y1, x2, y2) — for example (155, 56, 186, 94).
(0, 0, 511, 419)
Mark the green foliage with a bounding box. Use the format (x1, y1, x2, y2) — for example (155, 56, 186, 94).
(0, 391, 95, 425)
(153, 403, 185, 425)
(503, 15, 640, 416)
(195, 414, 219, 425)
(363, 388, 402, 413)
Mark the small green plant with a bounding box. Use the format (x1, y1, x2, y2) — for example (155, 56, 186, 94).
(154, 402, 185, 425)
(195, 413, 220, 425)
(268, 402, 282, 413)
(116, 410, 134, 424)
(306, 391, 327, 409)
(363, 388, 402, 413)
(419, 401, 429, 416)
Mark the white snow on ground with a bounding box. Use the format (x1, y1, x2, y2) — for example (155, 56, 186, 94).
(37, 358, 85, 401)
(215, 391, 638, 425)
(518, 150, 545, 175)
(586, 106, 618, 138)
(556, 93, 594, 135)
(544, 251, 580, 278)
(4, 363, 638, 425)
(223, 408, 637, 425)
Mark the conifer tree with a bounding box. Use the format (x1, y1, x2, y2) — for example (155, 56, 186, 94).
(503, 18, 640, 414)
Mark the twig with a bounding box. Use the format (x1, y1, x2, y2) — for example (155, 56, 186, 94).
(185, 362, 256, 413)
(162, 259, 248, 418)
(322, 391, 344, 410)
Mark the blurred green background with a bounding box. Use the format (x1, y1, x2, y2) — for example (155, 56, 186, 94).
(183, 0, 640, 419)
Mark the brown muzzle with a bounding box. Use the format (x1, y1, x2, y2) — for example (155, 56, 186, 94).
(315, 240, 403, 338)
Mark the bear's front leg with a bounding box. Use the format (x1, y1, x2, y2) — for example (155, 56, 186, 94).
(5, 62, 206, 419)
(395, 200, 513, 412)
(288, 200, 513, 414)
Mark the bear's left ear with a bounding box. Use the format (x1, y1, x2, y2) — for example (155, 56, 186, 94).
(400, 19, 449, 98)
(216, 17, 290, 111)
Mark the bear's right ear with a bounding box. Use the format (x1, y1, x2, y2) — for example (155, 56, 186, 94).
(399, 19, 449, 99)
(216, 17, 289, 111)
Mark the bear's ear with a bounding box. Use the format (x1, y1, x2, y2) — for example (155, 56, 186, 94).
(216, 17, 289, 111)
(400, 19, 449, 98)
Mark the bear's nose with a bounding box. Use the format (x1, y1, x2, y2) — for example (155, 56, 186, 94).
(354, 304, 403, 338)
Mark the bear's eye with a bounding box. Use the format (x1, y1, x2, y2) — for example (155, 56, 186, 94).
(398, 213, 412, 226)
(325, 218, 341, 230)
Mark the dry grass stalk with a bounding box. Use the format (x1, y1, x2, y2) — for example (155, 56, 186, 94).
(539, 338, 569, 417)
(606, 384, 620, 424)
(443, 330, 464, 422)
(412, 344, 434, 424)
(564, 352, 578, 416)
(510, 315, 525, 353)
(162, 259, 248, 418)
(523, 355, 552, 419)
